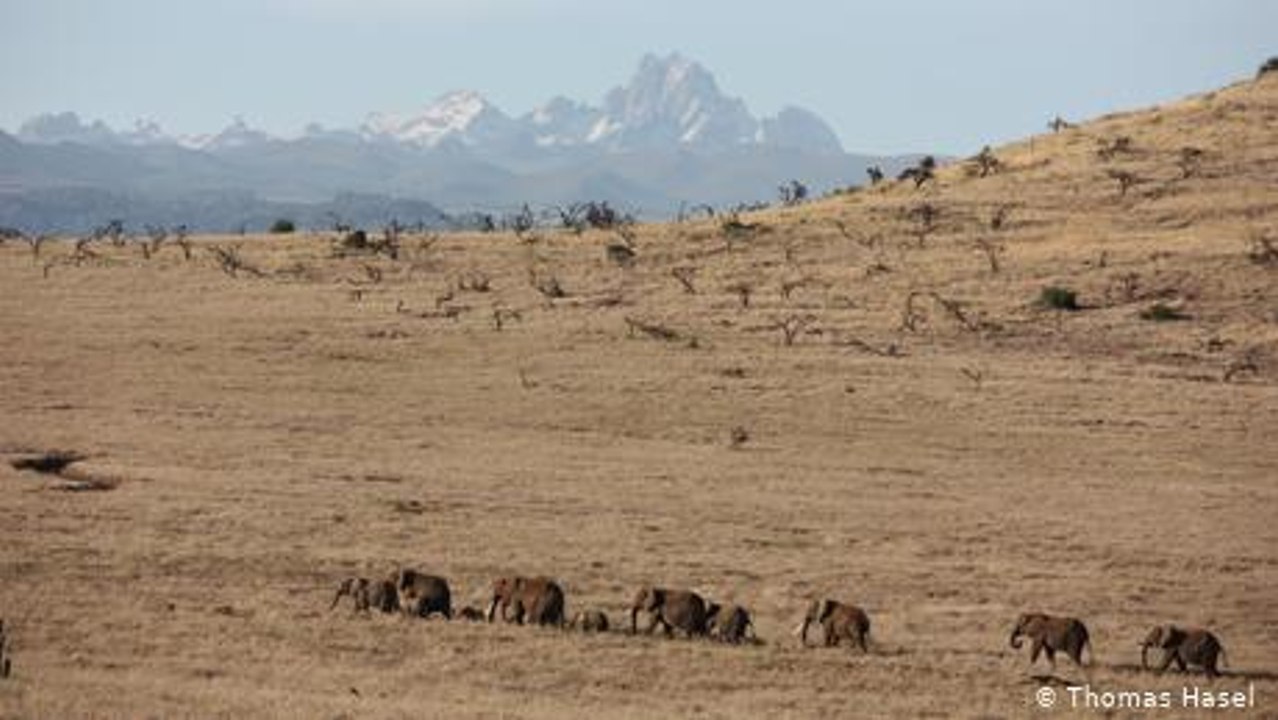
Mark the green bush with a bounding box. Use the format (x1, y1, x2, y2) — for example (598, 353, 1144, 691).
(1139, 303, 1188, 321)
(1038, 286, 1080, 311)
(269, 218, 296, 234)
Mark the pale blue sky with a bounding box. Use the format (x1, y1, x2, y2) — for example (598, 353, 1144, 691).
(1, 0, 1272, 154)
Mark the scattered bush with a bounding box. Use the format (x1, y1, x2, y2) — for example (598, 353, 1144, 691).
(1259, 57, 1278, 78)
(1038, 286, 1080, 311)
(1139, 303, 1189, 322)
(270, 218, 296, 234)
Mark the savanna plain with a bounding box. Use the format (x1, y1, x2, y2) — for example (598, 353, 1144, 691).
(1, 75, 1277, 719)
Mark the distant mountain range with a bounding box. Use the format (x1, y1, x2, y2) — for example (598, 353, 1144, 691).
(0, 53, 913, 232)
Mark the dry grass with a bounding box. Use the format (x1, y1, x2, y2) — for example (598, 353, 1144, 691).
(1, 75, 1277, 719)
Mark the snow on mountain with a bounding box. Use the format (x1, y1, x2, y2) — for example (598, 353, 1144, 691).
(9, 54, 846, 159)
(360, 90, 519, 148)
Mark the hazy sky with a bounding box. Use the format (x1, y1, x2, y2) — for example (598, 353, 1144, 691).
(1, 0, 1272, 154)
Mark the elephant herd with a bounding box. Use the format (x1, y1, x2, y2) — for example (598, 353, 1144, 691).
(331, 569, 1230, 678)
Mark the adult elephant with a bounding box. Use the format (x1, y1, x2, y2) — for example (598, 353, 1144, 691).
(1009, 612, 1091, 668)
(397, 568, 452, 619)
(487, 576, 566, 626)
(796, 599, 871, 652)
(630, 586, 708, 638)
(1141, 625, 1227, 678)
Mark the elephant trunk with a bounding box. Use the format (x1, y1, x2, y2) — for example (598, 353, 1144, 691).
(1009, 630, 1024, 650)
(1141, 643, 1150, 670)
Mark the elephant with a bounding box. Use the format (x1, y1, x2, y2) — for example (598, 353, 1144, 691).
(457, 605, 486, 622)
(1009, 612, 1091, 668)
(1141, 625, 1227, 678)
(706, 603, 755, 645)
(568, 609, 610, 633)
(487, 576, 565, 627)
(330, 576, 400, 614)
(795, 599, 871, 652)
(397, 569, 452, 619)
(630, 586, 708, 638)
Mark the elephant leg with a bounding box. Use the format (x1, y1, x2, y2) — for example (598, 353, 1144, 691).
(855, 631, 869, 654)
(1173, 653, 1188, 673)
(1045, 647, 1057, 669)
(643, 612, 661, 635)
(1029, 639, 1044, 665)
(1156, 650, 1175, 675)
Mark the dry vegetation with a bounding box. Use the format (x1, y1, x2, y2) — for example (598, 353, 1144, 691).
(1, 74, 1277, 719)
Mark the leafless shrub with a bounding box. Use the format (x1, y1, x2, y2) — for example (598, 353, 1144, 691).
(508, 204, 536, 237)
(457, 271, 491, 292)
(671, 266, 698, 294)
(969, 145, 1001, 177)
(94, 219, 126, 247)
(960, 367, 984, 390)
(772, 313, 818, 346)
(900, 291, 988, 333)
(606, 242, 636, 266)
(778, 179, 808, 206)
(728, 426, 750, 449)
(725, 281, 754, 308)
(906, 203, 940, 246)
(1176, 147, 1205, 179)
(141, 225, 167, 259)
(990, 204, 1012, 231)
(833, 220, 879, 249)
(1048, 115, 1073, 133)
(492, 307, 522, 331)
(1222, 348, 1262, 382)
(25, 234, 50, 259)
(865, 165, 884, 185)
(624, 316, 684, 343)
(1258, 57, 1278, 78)
(10, 450, 86, 474)
(1246, 231, 1278, 266)
(173, 226, 192, 260)
(974, 237, 1005, 274)
(0, 617, 10, 678)
(779, 277, 809, 301)
(897, 155, 936, 188)
(837, 336, 901, 357)
(529, 270, 566, 300)
(1107, 169, 1140, 197)
(1096, 136, 1133, 161)
(208, 245, 264, 278)
(720, 212, 763, 243)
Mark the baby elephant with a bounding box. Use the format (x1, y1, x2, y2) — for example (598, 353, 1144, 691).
(456, 605, 486, 622)
(331, 576, 400, 614)
(1010, 612, 1091, 668)
(397, 568, 453, 619)
(568, 609, 611, 633)
(796, 599, 871, 652)
(706, 603, 756, 645)
(1141, 625, 1227, 678)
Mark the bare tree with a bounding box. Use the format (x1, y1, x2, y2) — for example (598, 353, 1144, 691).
(624, 316, 684, 342)
(897, 156, 936, 188)
(865, 165, 884, 185)
(906, 203, 940, 247)
(492, 307, 522, 331)
(1096, 136, 1133, 161)
(1047, 115, 1073, 133)
(990, 204, 1012, 232)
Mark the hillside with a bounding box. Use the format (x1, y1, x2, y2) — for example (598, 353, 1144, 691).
(0, 73, 1275, 718)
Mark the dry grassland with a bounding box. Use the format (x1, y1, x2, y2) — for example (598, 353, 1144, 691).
(1, 75, 1277, 718)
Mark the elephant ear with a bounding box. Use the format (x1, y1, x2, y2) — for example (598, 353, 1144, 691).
(649, 588, 664, 610)
(1162, 625, 1184, 649)
(818, 599, 836, 622)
